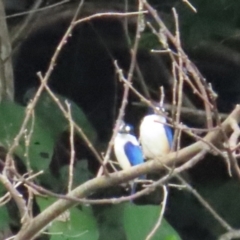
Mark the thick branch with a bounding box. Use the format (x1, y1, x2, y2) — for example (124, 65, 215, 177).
(14, 105, 240, 240)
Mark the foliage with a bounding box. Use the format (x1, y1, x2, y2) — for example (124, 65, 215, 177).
(3, 0, 240, 239)
(37, 197, 98, 240)
(0, 92, 181, 239)
(139, 0, 240, 52)
(0, 93, 96, 172)
(36, 197, 180, 240)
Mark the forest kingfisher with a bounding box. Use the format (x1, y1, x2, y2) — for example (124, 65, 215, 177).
(139, 104, 173, 160)
(114, 121, 145, 194)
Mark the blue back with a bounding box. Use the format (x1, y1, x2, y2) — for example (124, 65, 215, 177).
(124, 141, 145, 180)
(164, 125, 173, 148)
(124, 142, 144, 166)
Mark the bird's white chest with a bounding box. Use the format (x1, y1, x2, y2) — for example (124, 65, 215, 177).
(114, 134, 137, 170)
(140, 115, 170, 159)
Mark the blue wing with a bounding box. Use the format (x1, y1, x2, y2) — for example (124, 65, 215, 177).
(124, 142, 145, 179)
(164, 125, 173, 148)
(124, 142, 145, 196)
(124, 142, 144, 166)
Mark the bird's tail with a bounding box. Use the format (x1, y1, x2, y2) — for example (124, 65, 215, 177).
(130, 175, 146, 201)
(130, 181, 136, 196)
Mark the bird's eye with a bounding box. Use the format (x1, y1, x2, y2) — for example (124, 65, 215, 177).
(156, 106, 166, 112)
(125, 126, 130, 132)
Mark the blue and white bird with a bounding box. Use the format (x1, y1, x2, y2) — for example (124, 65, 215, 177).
(114, 121, 145, 194)
(139, 105, 173, 160)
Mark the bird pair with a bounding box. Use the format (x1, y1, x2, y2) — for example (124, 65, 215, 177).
(113, 104, 173, 195)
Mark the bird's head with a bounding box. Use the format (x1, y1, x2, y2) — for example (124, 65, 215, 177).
(148, 102, 165, 115)
(118, 122, 134, 135)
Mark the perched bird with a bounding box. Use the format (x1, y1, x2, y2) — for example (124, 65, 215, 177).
(139, 105, 173, 160)
(114, 122, 145, 194)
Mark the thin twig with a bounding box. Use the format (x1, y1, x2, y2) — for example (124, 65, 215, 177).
(176, 175, 232, 231)
(143, 0, 213, 128)
(5, 0, 69, 19)
(97, 4, 145, 177)
(66, 101, 75, 193)
(147, 21, 197, 110)
(132, 102, 228, 122)
(11, 0, 43, 45)
(38, 74, 108, 175)
(11, 109, 240, 240)
(182, 0, 197, 13)
(123, 0, 150, 99)
(146, 185, 168, 240)
(173, 8, 183, 126)
(5, 0, 84, 168)
(2, 148, 207, 213)
(24, 111, 35, 172)
(211, 93, 240, 178)
(74, 11, 148, 25)
(119, 71, 225, 157)
(0, 174, 30, 224)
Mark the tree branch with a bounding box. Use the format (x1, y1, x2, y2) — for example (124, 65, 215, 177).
(0, 0, 14, 101)
(14, 105, 240, 240)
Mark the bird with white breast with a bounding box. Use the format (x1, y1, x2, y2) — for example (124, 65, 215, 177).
(114, 121, 145, 194)
(139, 104, 173, 160)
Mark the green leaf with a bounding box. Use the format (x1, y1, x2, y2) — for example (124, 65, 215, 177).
(0, 100, 55, 172)
(37, 197, 98, 240)
(93, 203, 126, 240)
(0, 206, 10, 231)
(177, 0, 240, 47)
(124, 203, 181, 240)
(30, 92, 97, 172)
(0, 101, 25, 148)
(0, 93, 97, 172)
(58, 160, 94, 190)
(46, 160, 93, 193)
(35, 92, 97, 143)
(93, 203, 181, 240)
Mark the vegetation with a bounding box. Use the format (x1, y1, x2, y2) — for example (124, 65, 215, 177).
(0, 1, 240, 240)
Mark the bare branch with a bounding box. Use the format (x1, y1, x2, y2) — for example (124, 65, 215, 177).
(97, 4, 146, 177)
(219, 230, 240, 240)
(14, 105, 240, 240)
(66, 101, 75, 193)
(146, 185, 168, 240)
(0, 0, 13, 101)
(11, 0, 42, 47)
(0, 174, 30, 225)
(175, 176, 232, 231)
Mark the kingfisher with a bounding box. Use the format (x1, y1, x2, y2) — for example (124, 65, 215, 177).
(139, 104, 173, 160)
(114, 121, 145, 195)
